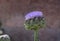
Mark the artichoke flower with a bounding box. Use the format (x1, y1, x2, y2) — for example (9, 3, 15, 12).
(24, 11, 45, 30)
(24, 11, 45, 41)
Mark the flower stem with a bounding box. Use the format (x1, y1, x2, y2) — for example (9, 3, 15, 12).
(34, 30, 39, 41)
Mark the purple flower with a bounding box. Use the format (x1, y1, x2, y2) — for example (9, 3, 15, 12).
(25, 11, 43, 20)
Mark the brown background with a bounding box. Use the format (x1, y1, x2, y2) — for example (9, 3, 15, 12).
(0, 0, 60, 41)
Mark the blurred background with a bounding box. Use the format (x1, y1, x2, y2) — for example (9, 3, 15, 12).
(0, 0, 60, 41)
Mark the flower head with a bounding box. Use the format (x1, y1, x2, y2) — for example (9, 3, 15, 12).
(25, 11, 43, 20)
(24, 11, 45, 30)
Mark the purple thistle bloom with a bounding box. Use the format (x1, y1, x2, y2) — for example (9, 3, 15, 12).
(25, 11, 43, 20)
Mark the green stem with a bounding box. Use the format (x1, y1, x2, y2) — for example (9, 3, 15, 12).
(34, 30, 39, 41)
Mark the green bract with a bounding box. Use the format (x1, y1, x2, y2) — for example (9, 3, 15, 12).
(24, 17, 45, 30)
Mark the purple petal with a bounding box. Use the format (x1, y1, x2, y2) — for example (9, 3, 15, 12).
(25, 11, 43, 20)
